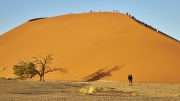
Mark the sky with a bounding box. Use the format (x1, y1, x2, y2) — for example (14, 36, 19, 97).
(0, 0, 180, 40)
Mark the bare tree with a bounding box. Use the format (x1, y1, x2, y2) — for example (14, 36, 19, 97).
(33, 54, 67, 81)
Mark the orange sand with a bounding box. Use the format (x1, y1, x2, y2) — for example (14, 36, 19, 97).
(0, 12, 179, 83)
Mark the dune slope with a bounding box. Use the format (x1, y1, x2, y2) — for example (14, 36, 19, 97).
(0, 12, 179, 83)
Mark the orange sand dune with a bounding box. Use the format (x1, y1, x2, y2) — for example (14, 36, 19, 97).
(0, 12, 180, 83)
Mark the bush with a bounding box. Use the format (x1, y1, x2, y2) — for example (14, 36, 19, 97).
(80, 85, 97, 95)
(13, 61, 36, 80)
(131, 91, 140, 96)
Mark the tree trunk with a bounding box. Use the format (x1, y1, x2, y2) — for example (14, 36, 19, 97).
(39, 73, 45, 82)
(39, 75, 43, 81)
(42, 66, 45, 82)
(42, 73, 45, 82)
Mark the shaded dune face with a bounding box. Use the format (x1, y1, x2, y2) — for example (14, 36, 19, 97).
(0, 12, 180, 83)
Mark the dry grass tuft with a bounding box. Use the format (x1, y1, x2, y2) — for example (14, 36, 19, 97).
(79, 85, 96, 95)
(131, 91, 140, 96)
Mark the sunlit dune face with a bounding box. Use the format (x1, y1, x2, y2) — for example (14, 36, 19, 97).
(0, 12, 180, 83)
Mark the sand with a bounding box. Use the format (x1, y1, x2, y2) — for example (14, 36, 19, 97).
(0, 79, 180, 101)
(0, 12, 180, 83)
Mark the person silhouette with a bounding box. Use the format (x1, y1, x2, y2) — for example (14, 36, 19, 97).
(128, 74, 133, 86)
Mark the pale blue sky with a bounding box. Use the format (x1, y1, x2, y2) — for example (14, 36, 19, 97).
(0, 0, 180, 40)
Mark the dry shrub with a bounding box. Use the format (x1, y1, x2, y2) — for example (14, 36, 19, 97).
(131, 91, 140, 96)
(80, 85, 97, 95)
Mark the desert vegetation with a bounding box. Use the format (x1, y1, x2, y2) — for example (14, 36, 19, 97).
(13, 54, 67, 81)
(13, 61, 37, 80)
(0, 78, 180, 101)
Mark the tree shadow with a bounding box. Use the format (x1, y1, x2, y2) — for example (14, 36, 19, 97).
(82, 65, 124, 82)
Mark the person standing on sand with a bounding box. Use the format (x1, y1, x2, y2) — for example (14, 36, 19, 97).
(128, 74, 133, 86)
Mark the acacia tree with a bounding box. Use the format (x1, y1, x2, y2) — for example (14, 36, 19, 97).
(32, 54, 67, 81)
(13, 61, 37, 80)
(13, 54, 67, 81)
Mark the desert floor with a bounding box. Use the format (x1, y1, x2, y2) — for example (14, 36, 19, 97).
(0, 78, 180, 101)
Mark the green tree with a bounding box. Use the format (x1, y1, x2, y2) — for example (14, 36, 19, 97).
(13, 61, 36, 80)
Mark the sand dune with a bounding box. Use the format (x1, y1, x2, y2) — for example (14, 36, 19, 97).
(0, 12, 179, 83)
